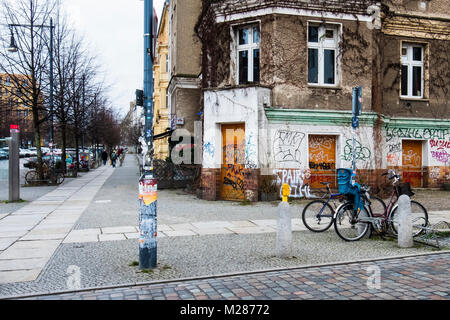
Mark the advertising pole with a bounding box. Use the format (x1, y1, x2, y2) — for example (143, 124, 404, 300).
(139, 0, 157, 270)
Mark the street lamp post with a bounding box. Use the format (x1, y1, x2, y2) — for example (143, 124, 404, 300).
(138, 0, 157, 270)
(7, 18, 55, 154)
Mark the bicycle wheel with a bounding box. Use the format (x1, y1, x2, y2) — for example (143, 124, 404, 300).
(25, 170, 39, 184)
(367, 196, 387, 217)
(302, 200, 334, 232)
(390, 200, 428, 237)
(334, 203, 371, 241)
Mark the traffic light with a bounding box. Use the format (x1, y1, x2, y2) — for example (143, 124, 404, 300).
(136, 89, 144, 107)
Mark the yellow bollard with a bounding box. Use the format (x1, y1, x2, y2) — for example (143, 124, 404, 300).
(282, 183, 290, 202)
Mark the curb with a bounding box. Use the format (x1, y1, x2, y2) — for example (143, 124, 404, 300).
(2, 249, 449, 300)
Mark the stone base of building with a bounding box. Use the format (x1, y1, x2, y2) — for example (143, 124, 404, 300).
(201, 168, 260, 202)
(200, 166, 450, 202)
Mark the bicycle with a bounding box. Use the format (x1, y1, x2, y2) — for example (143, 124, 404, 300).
(333, 169, 428, 242)
(302, 181, 386, 232)
(25, 162, 65, 185)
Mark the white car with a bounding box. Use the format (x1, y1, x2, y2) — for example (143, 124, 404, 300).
(27, 148, 38, 156)
(19, 148, 30, 158)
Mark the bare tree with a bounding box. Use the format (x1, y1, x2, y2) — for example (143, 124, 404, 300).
(0, 0, 57, 178)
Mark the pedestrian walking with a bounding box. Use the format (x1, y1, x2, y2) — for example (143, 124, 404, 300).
(110, 150, 117, 168)
(101, 150, 108, 166)
(119, 148, 125, 167)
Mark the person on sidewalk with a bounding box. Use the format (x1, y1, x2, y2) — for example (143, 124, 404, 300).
(110, 150, 117, 168)
(119, 147, 125, 167)
(101, 150, 108, 166)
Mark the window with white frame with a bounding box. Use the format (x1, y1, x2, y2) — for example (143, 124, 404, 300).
(308, 24, 340, 86)
(236, 25, 260, 85)
(401, 43, 424, 98)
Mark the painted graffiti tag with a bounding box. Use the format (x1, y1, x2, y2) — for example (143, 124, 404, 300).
(309, 162, 334, 170)
(273, 130, 305, 164)
(275, 169, 313, 199)
(387, 153, 399, 166)
(430, 167, 440, 180)
(387, 143, 402, 153)
(430, 139, 450, 150)
(223, 176, 244, 191)
(431, 150, 450, 164)
(204, 142, 215, 157)
(403, 150, 421, 168)
(342, 139, 371, 162)
(386, 127, 450, 143)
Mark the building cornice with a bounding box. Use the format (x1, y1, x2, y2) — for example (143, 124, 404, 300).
(264, 108, 450, 129)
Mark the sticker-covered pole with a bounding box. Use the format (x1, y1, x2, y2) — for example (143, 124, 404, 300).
(139, 0, 157, 270)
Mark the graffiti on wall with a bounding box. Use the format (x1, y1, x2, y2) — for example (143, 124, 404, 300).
(387, 153, 399, 166)
(204, 142, 215, 158)
(430, 139, 450, 164)
(275, 169, 313, 198)
(341, 139, 371, 162)
(273, 130, 305, 165)
(430, 167, 440, 180)
(403, 150, 422, 168)
(386, 127, 450, 143)
(388, 143, 402, 154)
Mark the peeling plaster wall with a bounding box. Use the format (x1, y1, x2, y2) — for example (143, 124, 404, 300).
(203, 86, 271, 169)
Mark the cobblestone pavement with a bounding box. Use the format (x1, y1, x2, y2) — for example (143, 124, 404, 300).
(9, 252, 450, 300)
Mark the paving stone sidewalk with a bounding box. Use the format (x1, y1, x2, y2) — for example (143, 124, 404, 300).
(10, 252, 449, 300)
(0, 166, 115, 284)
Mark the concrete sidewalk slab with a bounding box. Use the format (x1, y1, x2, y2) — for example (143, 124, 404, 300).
(98, 234, 127, 242)
(0, 258, 48, 271)
(0, 238, 17, 251)
(0, 269, 41, 284)
(101, 226, 137, 234)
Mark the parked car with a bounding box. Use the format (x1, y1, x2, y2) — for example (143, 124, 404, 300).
(0, 150, 8, 160)
(19, 148, 31, 158)
(27, 147, 38, 157)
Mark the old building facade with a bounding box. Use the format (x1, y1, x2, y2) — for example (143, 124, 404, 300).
(168, 0, 203, 139)
(196, 0, 450, 201)
(0, 73, 34, 146)
(153, 1, 171, 160)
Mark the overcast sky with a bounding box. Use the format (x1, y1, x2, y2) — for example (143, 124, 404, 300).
(63, 0, 166, 118)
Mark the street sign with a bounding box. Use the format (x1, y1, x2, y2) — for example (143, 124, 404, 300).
(352, 117, 359, 129)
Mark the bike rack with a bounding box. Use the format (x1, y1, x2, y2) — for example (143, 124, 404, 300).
(414, 221, 450, 249)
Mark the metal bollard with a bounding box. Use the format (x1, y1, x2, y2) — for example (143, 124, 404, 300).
(276, 184, 292, 258)
(397, 194, 413, 248)
(9, 126, 20, 202)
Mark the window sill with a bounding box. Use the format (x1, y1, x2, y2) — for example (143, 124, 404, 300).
(400, 97, 429, 102)
(308, 85, 342, 90)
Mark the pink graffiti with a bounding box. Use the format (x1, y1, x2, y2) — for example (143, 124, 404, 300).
(431, 150, 450, 163)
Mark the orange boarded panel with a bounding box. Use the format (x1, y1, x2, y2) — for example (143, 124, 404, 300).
(402, 140, 423, 188)
(221, 124, 246, 201)
(309, 135, 336, 189)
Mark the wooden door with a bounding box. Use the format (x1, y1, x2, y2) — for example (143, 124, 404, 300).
(221, 124, 246, 201)
(402, 140, 423, 188)
(309, 135, 337, 189)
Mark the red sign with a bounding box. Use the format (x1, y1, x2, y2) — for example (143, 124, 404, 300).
(10, 125, 19, 130)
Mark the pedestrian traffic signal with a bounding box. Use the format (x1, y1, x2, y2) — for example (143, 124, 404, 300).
(136, 89, 144, 106)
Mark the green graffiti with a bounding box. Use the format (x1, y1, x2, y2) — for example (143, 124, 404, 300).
(342, 139, 371, 162)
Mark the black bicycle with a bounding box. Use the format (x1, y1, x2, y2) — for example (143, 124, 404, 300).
(302, 182, 386, 232)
